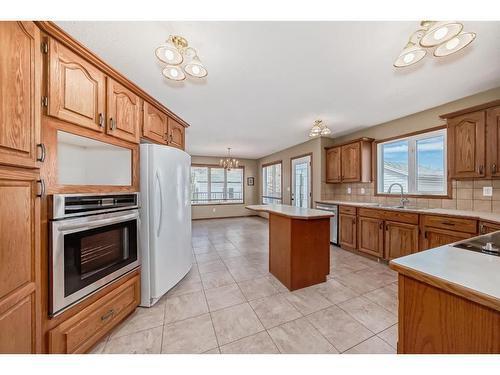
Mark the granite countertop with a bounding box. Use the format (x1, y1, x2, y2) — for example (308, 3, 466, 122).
(246, 204, 334, 220)
(390, 245, 500, 311)
(315, 199, 500, 223)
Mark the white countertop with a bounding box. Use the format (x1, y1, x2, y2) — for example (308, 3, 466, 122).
(316, 199, 500, 223)
(246, 204, 334, 219)
(390, 245, 500, 311)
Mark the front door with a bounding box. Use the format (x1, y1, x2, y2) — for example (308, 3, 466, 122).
(291, 155, 312, 208)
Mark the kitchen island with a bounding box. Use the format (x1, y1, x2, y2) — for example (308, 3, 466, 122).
(246, 204, 333, 291)
(389, 241, 500, 354)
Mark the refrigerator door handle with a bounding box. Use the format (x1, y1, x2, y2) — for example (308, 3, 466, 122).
(155, 170, 163, 237)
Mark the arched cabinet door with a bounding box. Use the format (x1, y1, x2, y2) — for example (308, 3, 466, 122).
(143, 101, 168, 145)
(0, 22, 41, 168)
(106, 78, 141, 144)
(47, 38, 106, 132)
(167, 117, 185, 150)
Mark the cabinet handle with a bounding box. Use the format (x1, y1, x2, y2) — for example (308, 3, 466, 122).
(109, 117, 115, 131)
(101, 309, 115, 322)
(424, 231, 428, 239)
(385, 224, 388, 231)
(164, 132, 169, 141)
(492, 163, 497, 174)
(480, 223, 486, 234)
(36, 179, 45, 198)
(98, 113, 104, 128)
(36, 143, 46, 162)
(478, 165, 484, 175)
(441, 221, 455, 226)
(170, 134, 173, 142)
(379, 222, 383, 230)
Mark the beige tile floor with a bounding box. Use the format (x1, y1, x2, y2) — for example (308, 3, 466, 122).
(92, 216, 398, 354)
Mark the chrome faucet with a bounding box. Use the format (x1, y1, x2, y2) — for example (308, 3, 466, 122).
(387, 183, 410, 207)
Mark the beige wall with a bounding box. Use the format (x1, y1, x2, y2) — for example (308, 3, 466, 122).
(190, 156, 259, 219)
(332, 87, 500, 145)
(322, 86, 500, 213)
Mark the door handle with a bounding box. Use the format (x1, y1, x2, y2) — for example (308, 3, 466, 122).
(36, 143, 46, 162)
(155, 170, 163, 237)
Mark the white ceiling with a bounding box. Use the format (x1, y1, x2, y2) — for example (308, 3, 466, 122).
(56, 21, 500, 159)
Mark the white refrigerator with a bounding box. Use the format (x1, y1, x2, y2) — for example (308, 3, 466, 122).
(139, 143, 193, 307)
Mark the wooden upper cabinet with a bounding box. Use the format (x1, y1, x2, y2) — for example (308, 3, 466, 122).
(357, 216, 384, 257)
(0, 167, 40, 353)
(326, 147, 341, 183)
(486, 106, 500, 177)
(106, 78, 141, 143)
(341, 142, 361, 182)
(384, 221, 419, 260)
(0, 22, 41, 169)
(143, 101, 168, 144)
(447, 110, 486, 178)
(47, 38, 106, 132)
(167, 117, 185, 150)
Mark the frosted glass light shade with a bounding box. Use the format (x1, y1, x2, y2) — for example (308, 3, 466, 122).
(420, 21, 463, 47)
(434, 32, 476, 57)
(394, 44, 427, 67)
(162, 65, 186, 81)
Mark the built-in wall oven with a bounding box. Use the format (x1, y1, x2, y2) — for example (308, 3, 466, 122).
(49, 193, 140, 316)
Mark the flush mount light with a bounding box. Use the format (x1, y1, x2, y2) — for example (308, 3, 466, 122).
(419, 21, 463, 47)
(394, 21, 476, 68)
(309, 120, 332, 138)
(434, 32, 477, 57)
(155, 35, 208, 81)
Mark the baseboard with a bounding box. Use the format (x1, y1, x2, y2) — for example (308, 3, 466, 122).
(192, 214, 260, 221)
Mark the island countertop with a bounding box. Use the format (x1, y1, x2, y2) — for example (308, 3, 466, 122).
(246, 204, 334, 220)
(390, 245, 500, 312)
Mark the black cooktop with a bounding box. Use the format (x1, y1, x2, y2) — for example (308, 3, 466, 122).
(453, 231, 500, 257)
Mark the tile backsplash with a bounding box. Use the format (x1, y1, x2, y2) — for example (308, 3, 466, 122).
(321, 179, 500, 213)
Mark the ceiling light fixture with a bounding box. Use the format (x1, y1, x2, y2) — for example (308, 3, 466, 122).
(219, 148, 239, 171)
(394, 21, 475, 68)
(156, 35, 208, 81)
(309, 120, 331, 138)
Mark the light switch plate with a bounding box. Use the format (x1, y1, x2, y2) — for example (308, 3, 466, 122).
(347, 187, 352, 194)
(360, 188, 366, 194)
(483, 186, 493, 197)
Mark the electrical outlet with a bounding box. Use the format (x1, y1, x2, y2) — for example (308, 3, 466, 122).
(212, 208, 216, 213)
(347, 187, 352, 194)
(483, 186, 493, 197)
(360, 188, 366, 194)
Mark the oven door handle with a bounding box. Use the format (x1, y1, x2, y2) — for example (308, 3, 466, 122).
(155, 169, 163, 238)
(56, 212, 139, 233)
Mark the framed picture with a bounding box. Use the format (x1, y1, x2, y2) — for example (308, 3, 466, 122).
(247, 177, 254, 186)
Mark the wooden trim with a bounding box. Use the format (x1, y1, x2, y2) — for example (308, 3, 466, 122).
(191, 164, 245, 205)
(261, 160, 283, 204)
(289, 153, 313, 208)
(439, 100, 500, 119)
(324, 137, 375, 150)
(35, 21, 189, 129)
(373, 125, 447, 145)
(373, 125, 452, 199)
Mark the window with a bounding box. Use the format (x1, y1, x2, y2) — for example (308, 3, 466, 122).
(191, 165, 244, 205)
(376, 128, 447, 196)
(262, 162, 282, 204)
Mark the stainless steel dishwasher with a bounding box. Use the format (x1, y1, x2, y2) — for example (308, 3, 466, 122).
(316, 203, 338, 245)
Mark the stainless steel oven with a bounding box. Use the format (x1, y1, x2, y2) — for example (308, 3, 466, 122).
(49, 193, 140, 316)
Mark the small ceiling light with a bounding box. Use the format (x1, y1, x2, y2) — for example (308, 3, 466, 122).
(394, 21, 476, 68)
(434, 32, 476, 57)
(420, 21, 463, 47)
(162, 66, 186, 81)
(309, 120, 331, 138)
(184, 55, 208, 78)
(155, 35, 207, 82)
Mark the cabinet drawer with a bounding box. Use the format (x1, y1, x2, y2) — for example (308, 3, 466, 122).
(421, 215, 477, 234)
(49, 273, 140, 354)
(339, 205, 357, 215)
(358, 207, 419, 225)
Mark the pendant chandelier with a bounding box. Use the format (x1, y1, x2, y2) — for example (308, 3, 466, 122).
(219, 148, 239, 171)
(309, 120, 331, 138)
(155, 35, 208, 81)
(394, 21, 476, 68)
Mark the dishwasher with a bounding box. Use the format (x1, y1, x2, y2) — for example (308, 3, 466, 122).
(316, 203, 338, 245)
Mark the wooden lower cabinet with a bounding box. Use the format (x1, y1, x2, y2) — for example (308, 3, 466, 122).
(0, 167, 40, 353)
(384, 221, 419, 260)
(398, 275, 500, 353)
(339, 213, 357, 250)
(479, 220, 500, 234)
(357, 216, 384, 257)
(48, 273, 140, 354)
(421, 227, 472, 250)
